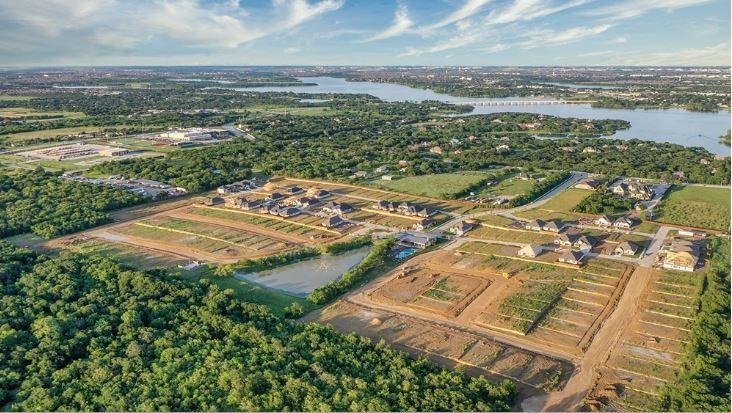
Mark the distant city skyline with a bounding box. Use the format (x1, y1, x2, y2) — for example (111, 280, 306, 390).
(1, 0, 730, 67)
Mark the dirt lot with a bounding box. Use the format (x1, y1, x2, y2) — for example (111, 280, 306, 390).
(371, 266, 491, 318)
(304, 300, 573, 400)
(585, 267, 705, 411)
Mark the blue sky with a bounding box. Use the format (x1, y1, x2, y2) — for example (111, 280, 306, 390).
(0, 0, 729, 66)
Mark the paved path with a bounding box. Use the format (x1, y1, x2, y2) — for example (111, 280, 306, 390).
(434, 171, 587, 232)
(639, 225, 672, 267)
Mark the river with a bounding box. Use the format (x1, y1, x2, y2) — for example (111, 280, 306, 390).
(235, 76, 730, 155)
(234, 247, 370, 297)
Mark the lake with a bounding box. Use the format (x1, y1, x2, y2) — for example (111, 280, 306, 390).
(238, 76, 731, 155)
(234, 247, 370, 297)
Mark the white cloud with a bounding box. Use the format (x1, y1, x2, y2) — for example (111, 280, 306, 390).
(275, 0, 345, 29)
(363, 3, 413, 42)
(586, 0, 713, 21)
(405, 0, 592, 56)
(617, 42, 730, 65)
(516, 24, 612, 48)
(423, 0, 493, 30)
(484, 0, 592, 26)
(0, 0, 346, 64)
(142, 0, 263, 48)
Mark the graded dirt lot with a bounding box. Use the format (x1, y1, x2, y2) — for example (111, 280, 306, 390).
(306, 240, 637, 407)
(50, 194, 353, 264)
(304, 300, 573, 400)
(584, 267, 705, 410)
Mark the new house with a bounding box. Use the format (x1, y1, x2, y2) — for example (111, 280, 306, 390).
(413, 218, 433, 231)
(613, 216, 634, 229)
(518, 243, 543, 258)
(558, 250, 584, 265)
(322, 201, 354, 215)
(554, 233, 579, 247)
(450, 221, 476, 236)
(614, 241, 639, 256)
(594, 215, 613, 227)
(396, 233, 437, 249)
(574, 235, 598, 251)
(661, 238, 700, 272)
(525, 219, 546, 231)
(322, 215, 344, 228)
(307, 188, 331, 199)
(542, 220, 565, 233)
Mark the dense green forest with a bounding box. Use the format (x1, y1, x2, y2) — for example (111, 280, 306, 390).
(0, 169, 144, 238)
(659, 237, 731, 412)
(0, 243, 515, 411)
(90, 111, 728, 192)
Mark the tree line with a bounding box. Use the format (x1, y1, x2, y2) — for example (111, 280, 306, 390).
(0, 242, 515, 411)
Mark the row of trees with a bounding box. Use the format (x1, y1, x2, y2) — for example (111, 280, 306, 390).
(573, 185, 634, 214)
(508, 171, 571, 207)
(0, 243, 515, 411)
(308, 238, 394, 305)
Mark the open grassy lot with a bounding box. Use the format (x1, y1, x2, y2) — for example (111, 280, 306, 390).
(1, 124, 146, 145)
(366, 172, 486, 199)
(71, 238, 188, 270)
(537, 188, 592, 213)
(0, 107, 85, 119)
(476, 172, 537, 198)
(0, 95, 35, 101)
(246, 106, 336, 116)
(654, 185, 730, 231)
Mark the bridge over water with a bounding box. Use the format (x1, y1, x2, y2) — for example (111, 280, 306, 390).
(451, 100, 595, 106)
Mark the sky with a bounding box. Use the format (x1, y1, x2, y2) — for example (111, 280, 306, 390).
(0, 0, 730, 67)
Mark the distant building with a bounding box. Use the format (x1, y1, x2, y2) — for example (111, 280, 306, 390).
(159, 128, 215, 142)
(281, 186, 304, 196)
(574, 235, 598, 251)
(575, 179, 600, 191)
(278, 207, 301, 218)
(307, 188, 331, 199)
(382, 175, 395, 181)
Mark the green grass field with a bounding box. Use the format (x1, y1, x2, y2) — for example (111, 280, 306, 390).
(0, 95, 35, 101)
(476, 173, 536, 198)
(538, 188, 592, 213)
(0, 107, 85, 119)
(367, 172, 486, 199)
(654, 185, 730, 230)
(71, 239, 188, 270)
